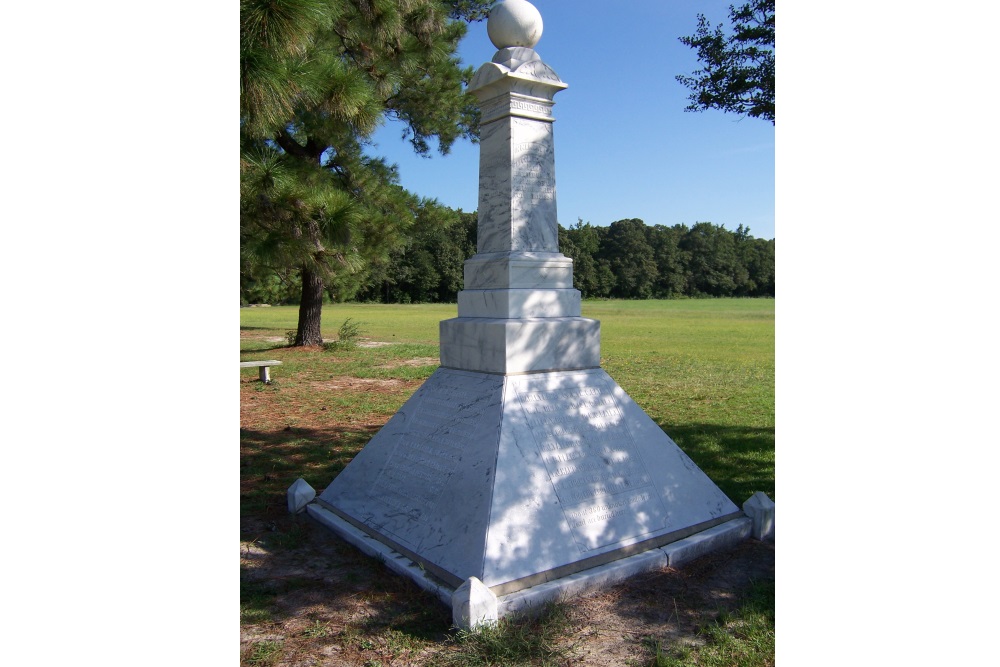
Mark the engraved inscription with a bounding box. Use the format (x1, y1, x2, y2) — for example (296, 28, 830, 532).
(567, 492, 652, 528)
(479, 96, 553, 123)
(510, 147, 552, 204)
(367, 384, 488, 522)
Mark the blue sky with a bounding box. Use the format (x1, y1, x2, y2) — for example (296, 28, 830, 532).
(365, 0, 775, 240)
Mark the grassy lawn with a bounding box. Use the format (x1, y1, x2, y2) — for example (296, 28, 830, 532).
(240, 298, 774, 666)
(240, 299, 774, 504)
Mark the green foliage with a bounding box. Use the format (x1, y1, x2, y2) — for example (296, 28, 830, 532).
(676, 0, 775, 123)
(241, 0, 484, 342)
(241, 269, 302, 306)
(446, 1, 494, 22)
(306, 213, 776, 303)
(567, 219, 773, 300)
(356, 204, 476, 303)
(324, 317, 365, 350)
(600, 218, 659, 298)
(680, 222, 746, 297)
(647, 223, 689, 298)
(561, 219, 614, 298)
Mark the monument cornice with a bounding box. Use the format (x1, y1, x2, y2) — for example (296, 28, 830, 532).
(469, 56, 567, 114)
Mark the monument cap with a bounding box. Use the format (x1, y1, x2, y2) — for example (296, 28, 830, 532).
(487, 0, 543, 49)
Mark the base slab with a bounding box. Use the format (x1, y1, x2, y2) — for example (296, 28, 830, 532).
(306, 504, 751, 623)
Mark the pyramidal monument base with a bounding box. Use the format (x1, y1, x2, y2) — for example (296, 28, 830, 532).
(300, 0, 762, 628)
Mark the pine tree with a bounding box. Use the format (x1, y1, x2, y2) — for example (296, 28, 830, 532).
(676, 0, 775, 124)
(240, 0, 491, 344)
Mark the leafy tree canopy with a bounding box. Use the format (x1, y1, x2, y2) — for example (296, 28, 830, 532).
(240, 0, 492, 344)
(676, 0, 775, 124)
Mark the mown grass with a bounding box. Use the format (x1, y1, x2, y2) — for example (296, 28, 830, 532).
(239, 302, 455, 345)
(643, 579, 775, 667)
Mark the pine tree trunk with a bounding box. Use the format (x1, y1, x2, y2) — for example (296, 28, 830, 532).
(295, 267, 324, 346)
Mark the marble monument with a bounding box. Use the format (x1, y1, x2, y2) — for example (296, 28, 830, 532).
(305, 0, 749, 627)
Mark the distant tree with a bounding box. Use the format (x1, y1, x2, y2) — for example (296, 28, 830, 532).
(646, 224, 689, 298)
(562, 220, 610, 298)
(600, 219, 659, 299)
(733, 225, 775, 296)
(676, 0, 775, 124)
(680, 222, 748, 296)
(240, 0, 490, 345)
(367, 200, 474, 303)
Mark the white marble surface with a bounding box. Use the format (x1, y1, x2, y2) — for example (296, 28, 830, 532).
(315, 368, 740, 594)
(287, 478, 315, 514)
(488, 0, 543, 49)
(742, 492, 775, 540)
(464, 252, 574, 290)
(439, 317, 601, 373)
(453, 577, 499, 630)
(497, 517, 750, 617)
(476, 115, 560, 254)
(492, 46, 540, 71)
(483, 369, 738, 589)
(308, 497, 749, 622)
(457, 288, 581, 318)
(316, 369, 505, 588)
(664, 518, 751, 568)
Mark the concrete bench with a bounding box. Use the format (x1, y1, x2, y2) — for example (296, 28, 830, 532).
(240, 360, 282, 383)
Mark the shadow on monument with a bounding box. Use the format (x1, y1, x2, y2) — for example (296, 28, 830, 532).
(314, 364, 745, 595)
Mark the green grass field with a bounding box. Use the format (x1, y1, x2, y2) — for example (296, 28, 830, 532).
(240, 298, 774, 504)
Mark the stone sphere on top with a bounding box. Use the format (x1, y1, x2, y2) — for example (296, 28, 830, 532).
(487, 0, 543, 49)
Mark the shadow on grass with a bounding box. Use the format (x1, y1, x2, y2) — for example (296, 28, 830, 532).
(656, 422, 775, 505)
(241, 422, 457, 658)
(241, 514, 453, 652)
(240, 426, 378, 517)
(239, 344, 291, 354)
(602, 540, 775, 667)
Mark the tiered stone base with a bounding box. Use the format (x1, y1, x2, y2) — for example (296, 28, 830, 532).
(312, 367, 741, 599)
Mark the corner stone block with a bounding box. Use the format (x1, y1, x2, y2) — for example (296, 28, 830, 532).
(452, 577, 498, 630)
(743, 492, 775, 540)
(287, 478, 316, 515)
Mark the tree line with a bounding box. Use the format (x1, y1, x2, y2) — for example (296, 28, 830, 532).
(241, 206, 774, 305)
